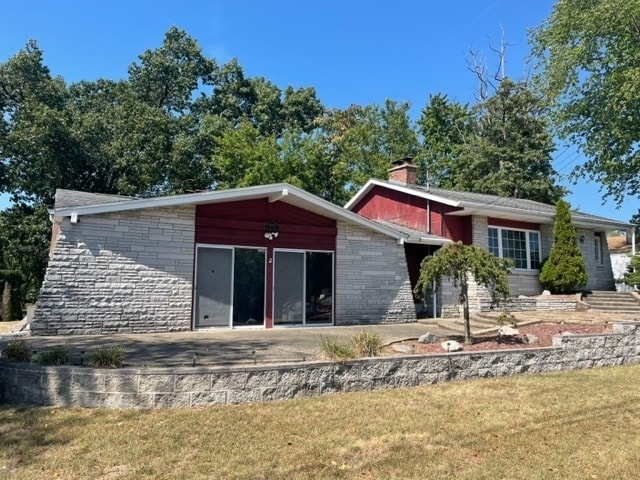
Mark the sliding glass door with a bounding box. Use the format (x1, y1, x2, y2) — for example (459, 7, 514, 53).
(273, 250, 333, 326)
(195, 246, 265, 328)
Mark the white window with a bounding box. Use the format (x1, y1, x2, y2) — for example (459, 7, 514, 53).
(594, 235, 602, 264)
(488, 226, 541, 270)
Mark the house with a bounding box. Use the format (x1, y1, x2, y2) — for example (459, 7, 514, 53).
(31, 184, 449, 335)
(32, 160, 634, 336)
(345, 159, 635, 315)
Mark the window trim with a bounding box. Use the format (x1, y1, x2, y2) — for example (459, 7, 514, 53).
(488, 225, 541, 271)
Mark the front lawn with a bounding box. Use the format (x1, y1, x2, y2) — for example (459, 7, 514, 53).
(2, 365, 640, 479)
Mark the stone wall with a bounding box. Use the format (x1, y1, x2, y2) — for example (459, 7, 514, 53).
(32, 206, 196, 335)
(335, 221, 416, 324)
(2, 322, 638, 409)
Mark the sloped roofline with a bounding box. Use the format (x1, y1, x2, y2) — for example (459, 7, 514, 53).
(53, 183, 449, 246)
(345, 179, 632, 231)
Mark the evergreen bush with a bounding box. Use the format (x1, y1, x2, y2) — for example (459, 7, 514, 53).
(539, 199, 588, 293)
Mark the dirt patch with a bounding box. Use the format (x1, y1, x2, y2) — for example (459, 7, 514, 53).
(386, 323, 612, 355)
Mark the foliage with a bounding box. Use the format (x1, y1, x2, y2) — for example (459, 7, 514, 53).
(90, 345, 125, 368)
(417, 80, 565, 203)
(530, 0, 640, 206)
(31, 346, 69, 365)
(456, 79, 565, 203)
(631, 209, 640, 238)
(351, 329, 384, 357)
(318, 336, 355, 361)
(415, 242, 512, 344)
(0, 204, 51, 316)
(623, 254, 640, 288)
(539, 199, 588, 293)
(1, 338, 30, 362)
(417, 94, 474, 187)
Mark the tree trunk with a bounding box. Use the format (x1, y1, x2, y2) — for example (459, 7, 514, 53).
(1, 281, 13, 322)
(461, 282, 472, 344)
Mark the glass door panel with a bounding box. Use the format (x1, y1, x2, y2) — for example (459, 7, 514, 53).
(195, 247, 232, 328)
(232, 248, 266, 327)
(273, 251, 304, 326)
(305, 252, 333, 324)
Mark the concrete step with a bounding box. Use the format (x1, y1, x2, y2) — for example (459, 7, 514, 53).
(583, 291, 640, 313)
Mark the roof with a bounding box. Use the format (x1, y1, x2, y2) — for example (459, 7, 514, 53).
(345, 179, 633, 231)
(372, 220, 451, 245)
(52, 184, 446, 246)
(54, 189, 134, 208)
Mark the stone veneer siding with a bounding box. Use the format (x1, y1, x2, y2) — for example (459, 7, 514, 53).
(335, 221, 416, 324)
(576, 228, 615, 291)
(437, 216, 614, 318)
(31, 206, 196, 335)
(2, 322, 638, 409)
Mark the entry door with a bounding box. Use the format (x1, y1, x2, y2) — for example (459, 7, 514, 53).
(195, 247, 233, 328)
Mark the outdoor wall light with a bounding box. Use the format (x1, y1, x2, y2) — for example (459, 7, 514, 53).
(264, 221, 280, 240)
(579, 235, 585, 244)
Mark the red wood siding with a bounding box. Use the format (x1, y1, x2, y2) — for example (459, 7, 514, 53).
(351, 186, 428, 231)
(196, 199, 336, 251)
(487, 217, 539, 231)
(352, 185, 471, 243)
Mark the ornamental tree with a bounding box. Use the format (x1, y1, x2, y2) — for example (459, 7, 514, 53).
(414, 242, 512, 344)
(539, 199, 588, 293)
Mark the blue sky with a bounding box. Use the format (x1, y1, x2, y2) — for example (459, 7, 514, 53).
(1, 0, 634, 223)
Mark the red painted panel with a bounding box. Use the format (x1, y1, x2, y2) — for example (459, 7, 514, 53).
(352, 185, 473, 242)
(351, 186, 428, 231)
(195, 199, 336, 251)
(488, 217, 539, 231)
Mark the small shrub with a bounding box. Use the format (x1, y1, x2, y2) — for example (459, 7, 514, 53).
(2, 339, 30, 362)
(91, 345, 125, 368)
(31, 346, 70, 365)
(351, 329, 383, 357)
(497, 311, 517, 327)
(319, 336, 355, 361)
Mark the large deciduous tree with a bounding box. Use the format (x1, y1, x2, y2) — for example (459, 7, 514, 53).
(539, 199, 588, 293)
(414, 242, 512, 344)
(530, 0, 640, 205)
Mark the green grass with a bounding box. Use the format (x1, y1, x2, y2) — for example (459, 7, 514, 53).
(2, 365, 640, 479)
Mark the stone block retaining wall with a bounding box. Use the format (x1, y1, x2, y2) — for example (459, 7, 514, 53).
(2, 322, 639, 409)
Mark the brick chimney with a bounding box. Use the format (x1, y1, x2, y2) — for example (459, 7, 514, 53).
(387, 157, 417, 185)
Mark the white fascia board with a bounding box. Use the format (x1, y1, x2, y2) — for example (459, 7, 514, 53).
(344, 179, 460, 210)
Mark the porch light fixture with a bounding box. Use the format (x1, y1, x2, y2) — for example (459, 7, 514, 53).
(264, 221, 280, 240)
(579, 235, 585, 244)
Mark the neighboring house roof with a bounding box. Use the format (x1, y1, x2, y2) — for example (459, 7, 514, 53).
(52, 184, 450, 246)
(345, 179, 633, 231)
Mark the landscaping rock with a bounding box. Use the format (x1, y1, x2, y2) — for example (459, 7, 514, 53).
(392, 344, 413, 353)
(441, 340, 463, 352)
(523, 333, 539, 345)
(418, 332, 439, 344)
(498, 326, 520, 337)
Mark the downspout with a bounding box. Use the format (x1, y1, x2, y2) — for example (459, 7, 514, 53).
(427, 199, 431, 234)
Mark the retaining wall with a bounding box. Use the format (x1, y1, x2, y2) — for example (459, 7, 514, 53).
(2, 322, 639, 409)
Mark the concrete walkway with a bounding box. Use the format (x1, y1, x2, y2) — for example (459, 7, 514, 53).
(0, 323, 455, 367)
